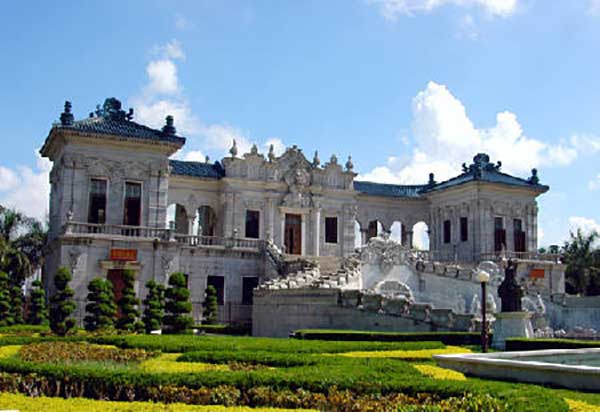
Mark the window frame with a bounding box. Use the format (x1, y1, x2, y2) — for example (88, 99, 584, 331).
(245, 209, 260, 239)
(460, 217, 468, 242)
(325, 216, 339, 244)
(122, 180, 143, 227)
(443, 219, 451, 244)
(206, 275, 225, 306)
(87, 177, 109, 224)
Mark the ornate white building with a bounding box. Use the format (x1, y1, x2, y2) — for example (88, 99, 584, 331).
(41, 98, 553, 326)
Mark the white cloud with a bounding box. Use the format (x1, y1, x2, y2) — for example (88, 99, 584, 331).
(145, 60, 180, 95)
(456, 13, 479, 40)
(369, 0, 519, 20)
(153, 40, 186, 61)
(0, 167, 19, 191)
(413, 221, 430, 249)
(175, 13, 190, 30)
(589, 0, 600, 15)
(569, 216, 600, 236)
(132, 40, 286, 162)
(0, 154, 51, 221)
(589, 174, 600, 191)
(360, 81, 596, 185)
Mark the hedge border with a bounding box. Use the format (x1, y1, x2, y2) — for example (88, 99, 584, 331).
(292, 330, 488, 345)
(505, 338, 600, 351)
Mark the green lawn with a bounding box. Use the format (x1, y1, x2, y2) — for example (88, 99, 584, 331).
(0, 332, 598, 411)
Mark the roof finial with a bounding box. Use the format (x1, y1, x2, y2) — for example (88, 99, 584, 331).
(162, 115, 176, 136)
(205, 155, 210, 164)
(528, 168, 539, 185)
(268, 144, 275, 162)
(229, 139, 238, 157)
(60, 101, 74, 126)
(345, 155, 354, 172)
(330, 154, 338, 165)
(428, 172, 436, 186)
(250, 143, 258, 155)
(313, 150, 320, 167)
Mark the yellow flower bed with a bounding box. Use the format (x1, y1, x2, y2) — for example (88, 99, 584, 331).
(336, 346, 471, 359)
(0, 392, 317, 412)
(413, 363, 467, 381)
(138, 353, 229, 374)
(566, 398, 600, 412)
(0, 345, 21, 359)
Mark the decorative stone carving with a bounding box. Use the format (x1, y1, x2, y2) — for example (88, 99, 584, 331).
(498, 260, 524, 312)
(359, 235, 406, 273)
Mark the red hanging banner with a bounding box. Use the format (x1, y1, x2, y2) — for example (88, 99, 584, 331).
(110, 249, 138, 262)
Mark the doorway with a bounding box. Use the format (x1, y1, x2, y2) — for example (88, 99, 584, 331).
(284, 214, 302, 255)
(107, 269, 125, 317)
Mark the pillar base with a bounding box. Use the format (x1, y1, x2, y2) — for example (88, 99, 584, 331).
(491, 311, 534, 350)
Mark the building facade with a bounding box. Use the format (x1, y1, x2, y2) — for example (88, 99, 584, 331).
(41, 98, 549, 324)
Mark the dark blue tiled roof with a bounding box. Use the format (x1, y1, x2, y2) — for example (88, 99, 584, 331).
(354, 181, 427, 198)
(56, 117, 186, 145)
(422, 154, 549, 193)
(169, 160, 225, 179)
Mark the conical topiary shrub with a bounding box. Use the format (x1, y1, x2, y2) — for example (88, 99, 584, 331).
(9, 285, 24, 325)
(27, 280, 48, 325)
(142, 280, 165, 333)
(84, 278, 117, 332)
(116, 270, 143, 332)
(0, 272, 13, 327)
(163, 272, 193, 334)
(202, 285, 218, 325)
(49, 266, 76, 336)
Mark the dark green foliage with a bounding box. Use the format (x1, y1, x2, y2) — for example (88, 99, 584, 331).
(9, 286, 24, 325)
(49, 266, 76, 336)
(292, 329, 485, 345)
(562, 229, 600, 295)
(202, 285, 218, 325)
(196, 323, 250, 336)
(84, 278, 117, 332)
(142, 280, 165, 333)
(178, 350, 321, 367)
(26, 280, 48, 325)
(116, 270, 141, 332)
(506, 337, 600, 351)
(0, 272, 13, 326)
(163, 272, 193, 334)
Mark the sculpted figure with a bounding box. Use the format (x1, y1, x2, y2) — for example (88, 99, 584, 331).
(497, 260, 523, 312)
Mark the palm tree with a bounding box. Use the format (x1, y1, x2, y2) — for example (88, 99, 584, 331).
(0, 207, 47, 286)
(562, 229, 600, 295)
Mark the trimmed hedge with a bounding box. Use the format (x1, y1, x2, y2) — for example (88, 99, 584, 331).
(196, 324, 251, 336)
(505, 338, 600, 351)
(178, 350, 321, 367)
(93, 335, 446, 354)
(292, 329, 486, 346)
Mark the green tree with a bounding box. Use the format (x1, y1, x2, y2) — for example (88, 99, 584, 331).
(9, 285, 24, 324)
(142, 280, 165, 333)
(116, 270, 142, 332)
(202, 285, 218, 325)
(49, 266, 76, 336)
(0, 272, 13, 326)
(163, 272, 193, 334)
(84, 278, 117, 332)
(27, 280, 48, 325)
(0, 208, 47, 287)
(562, 229, 600, 296)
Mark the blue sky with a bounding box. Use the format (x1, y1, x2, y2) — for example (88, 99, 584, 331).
(0, 0, 599, 246)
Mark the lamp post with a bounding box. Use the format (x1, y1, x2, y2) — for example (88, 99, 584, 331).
(477, 270, 490, 353)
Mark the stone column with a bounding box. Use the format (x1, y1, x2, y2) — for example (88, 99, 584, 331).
(312, 207, 321, 256)
(187, 216, 196, 236)
(360, 229, 368, 246)
(407, 230, 414, 249)
(265, 196, 275, 242)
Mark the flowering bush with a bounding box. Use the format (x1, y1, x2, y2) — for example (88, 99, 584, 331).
(18, 342, 155, 364)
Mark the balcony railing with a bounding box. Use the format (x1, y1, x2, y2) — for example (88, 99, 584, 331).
(62, 222, 265, 251)
(408, 249, 561, 264)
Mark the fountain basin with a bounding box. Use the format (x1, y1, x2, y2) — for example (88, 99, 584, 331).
(434, 348, 600, 391)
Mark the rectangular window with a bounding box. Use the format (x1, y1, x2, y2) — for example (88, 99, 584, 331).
(443, 220, 451, 244)
(123, 182, 142, 226)
(494, 217, 506, 252)
(513, 219, 526, 253)
(88, 179, 107, 224)
(460, 217, 468, 242)
(242, 277, 259, 305)
(207, 275, 225, 305)
(325, 217, 338, 244)
(245, 210, 260, 239)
